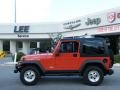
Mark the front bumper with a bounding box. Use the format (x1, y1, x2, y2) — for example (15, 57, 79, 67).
(14, 64, 20, 73)
(14, 62, 22, 73)
(14, 69, 18, 73)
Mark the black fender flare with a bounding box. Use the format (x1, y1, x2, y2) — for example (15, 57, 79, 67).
(20, 61, 45, 75)
(80, 60, 106, 75)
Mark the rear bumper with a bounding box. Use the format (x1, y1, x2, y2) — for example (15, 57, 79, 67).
(107, 69, 114, 75)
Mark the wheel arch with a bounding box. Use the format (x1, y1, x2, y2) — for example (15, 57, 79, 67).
(20, 61, 44, 75)
(80, 60, 106, 76)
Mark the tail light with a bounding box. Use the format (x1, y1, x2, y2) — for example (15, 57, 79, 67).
(103, 59, 108, 63)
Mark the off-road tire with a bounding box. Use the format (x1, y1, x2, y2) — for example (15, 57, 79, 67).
(20, 66, 40, 86)
(83, 66, 104, 86)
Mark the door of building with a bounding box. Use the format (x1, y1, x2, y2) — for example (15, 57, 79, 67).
(3, 40, 10, 53)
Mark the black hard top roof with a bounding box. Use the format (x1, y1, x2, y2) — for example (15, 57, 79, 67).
(61, 37, 105, 41)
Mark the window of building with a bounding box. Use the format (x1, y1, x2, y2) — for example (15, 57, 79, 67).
(60, 41, 79, 53)
(17, 41, 23, 48)
(3, 40, 10, 52)
(30, 42, 37, 48)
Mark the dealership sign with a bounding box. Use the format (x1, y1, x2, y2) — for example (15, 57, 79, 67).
(14, 26, 29, 33)
(107, 12, 120, 23)
(107, 12, 116, 23)
(14, 26, 30, 38)
(97, 24, 120, 33)
(63, 19, 81, 30)
(85, 18, 101, 26)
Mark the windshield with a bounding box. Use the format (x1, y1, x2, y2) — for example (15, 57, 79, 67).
(29, 41, 59, 54)
(51, 41, 58, 53)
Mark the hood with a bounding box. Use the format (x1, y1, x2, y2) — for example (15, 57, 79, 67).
(22, 53, 53, 61)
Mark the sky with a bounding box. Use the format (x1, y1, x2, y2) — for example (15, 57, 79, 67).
(0, 0, 120, 23)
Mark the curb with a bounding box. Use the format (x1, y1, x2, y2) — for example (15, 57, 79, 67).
(0, 62, 17, 66)
(113, 63, 120, 67)
(4, 62, 18, 65)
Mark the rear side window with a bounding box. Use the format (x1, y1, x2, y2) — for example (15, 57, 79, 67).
(81, 39, 105, 56)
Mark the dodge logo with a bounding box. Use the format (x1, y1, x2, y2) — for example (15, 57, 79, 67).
(107, 12, 116, 23)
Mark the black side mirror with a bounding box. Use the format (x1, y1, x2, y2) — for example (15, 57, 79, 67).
(56, 50, 61, 56)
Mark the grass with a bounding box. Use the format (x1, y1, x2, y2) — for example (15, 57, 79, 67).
(114, 54, 120, 63)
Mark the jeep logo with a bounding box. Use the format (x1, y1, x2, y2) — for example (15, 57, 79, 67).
(85, 18, 101, 26)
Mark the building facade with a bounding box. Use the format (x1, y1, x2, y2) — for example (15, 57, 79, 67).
(0, 7, 120, 54)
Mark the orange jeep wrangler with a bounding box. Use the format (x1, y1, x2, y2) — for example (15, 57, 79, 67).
(14, 37, 114, 86)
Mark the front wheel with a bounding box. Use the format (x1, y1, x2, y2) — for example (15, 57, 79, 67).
(20, 66, 40, 85)
(83, 66, 104, 86)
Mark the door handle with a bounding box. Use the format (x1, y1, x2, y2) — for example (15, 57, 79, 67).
(73, 54, 77, 57)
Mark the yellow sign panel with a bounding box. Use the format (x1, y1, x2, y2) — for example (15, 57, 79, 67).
(0, 51, 6, 59)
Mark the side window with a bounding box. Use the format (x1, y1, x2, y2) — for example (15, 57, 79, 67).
(82, 40, 105, 56)
(60, 41, 79, 53)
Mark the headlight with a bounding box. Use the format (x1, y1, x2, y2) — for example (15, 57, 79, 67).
(17, 61, 23, 65)
(20, 57, 25, 61)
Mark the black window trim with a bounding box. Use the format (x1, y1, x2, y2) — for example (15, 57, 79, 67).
(59, 40, 79, 53)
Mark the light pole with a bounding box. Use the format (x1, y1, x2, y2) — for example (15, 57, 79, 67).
(14, 0, 16, 23)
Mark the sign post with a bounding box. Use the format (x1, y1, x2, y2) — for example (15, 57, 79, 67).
(13, 52, 17, 64)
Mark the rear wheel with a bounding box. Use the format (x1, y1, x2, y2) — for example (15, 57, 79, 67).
(83, 66, 104, 86)
(20, 66, 40, 85)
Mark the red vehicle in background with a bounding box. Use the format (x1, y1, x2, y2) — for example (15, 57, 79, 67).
(14, 37, 114, 86)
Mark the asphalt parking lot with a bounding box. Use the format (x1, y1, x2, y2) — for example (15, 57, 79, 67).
(0, 57, 120, 90)
(0, 66, 120, 90)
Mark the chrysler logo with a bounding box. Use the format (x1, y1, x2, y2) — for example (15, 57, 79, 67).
(64, 24, 81, 30)
(63, 20, 81, 30)
(107, 12, 116, 23)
